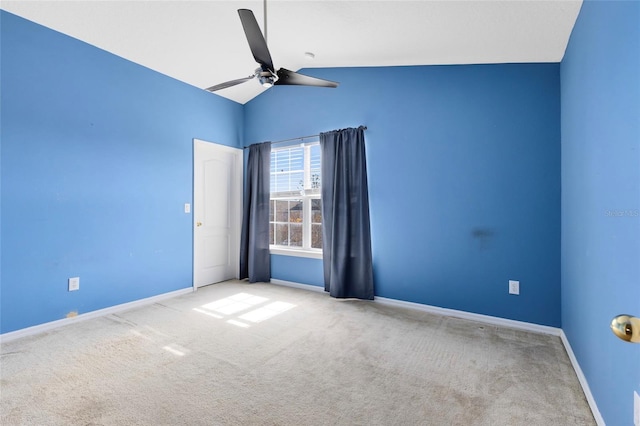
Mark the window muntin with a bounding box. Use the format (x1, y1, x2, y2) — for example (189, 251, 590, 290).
(269, 143, 322, 253)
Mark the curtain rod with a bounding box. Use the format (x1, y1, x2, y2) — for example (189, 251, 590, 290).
(243, 126, 367, 149)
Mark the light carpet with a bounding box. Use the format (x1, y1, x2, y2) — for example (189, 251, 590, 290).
(1, 280, 595, 425)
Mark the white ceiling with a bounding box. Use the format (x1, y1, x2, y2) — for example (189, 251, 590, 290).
(1, 0, 582, 104)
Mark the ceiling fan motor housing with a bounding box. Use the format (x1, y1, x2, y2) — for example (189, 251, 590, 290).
(257, 68, 277, 87)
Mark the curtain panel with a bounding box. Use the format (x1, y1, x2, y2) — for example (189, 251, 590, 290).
(239, 141, 271, 283)
(320, 126, 374, 299)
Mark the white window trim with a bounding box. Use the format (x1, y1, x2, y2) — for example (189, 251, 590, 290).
(269, 141, 323, 258)
(270, 246, 323, 259)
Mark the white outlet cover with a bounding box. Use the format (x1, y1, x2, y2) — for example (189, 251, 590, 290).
(509, 280, 520, 295)
(634, 390, 639, 426)
(184, 203, 191, 213)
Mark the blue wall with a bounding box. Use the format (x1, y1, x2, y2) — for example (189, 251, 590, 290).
(270, 255, 324, 287)
(4, 4, 638, 422)
(0, 11, 563, 332)
(0, 12, 243, 334)
(245, 63, 561, 326)
(561, 1, 640, 425)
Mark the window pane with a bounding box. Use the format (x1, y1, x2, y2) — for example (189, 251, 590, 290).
(290, 224, 303, 247)
(289, 149, 304, 170)
(272, 147, 305, 193)
(274, 150, 290, 172)
(269, 223, 274, 245)
(312, 224, 323, 249)
(310, 172, 321, 190)
(275, 200, 288, 222)
(289, 200, 303, 223)
(274, 173, 287, 193)
(273, 171, 305, 194)
(311, 199, 322, 223)
(310, 145, 321, 189)
(275, 223, 288, 246)
(292, 171, 304, 192)
(274, 148, 303, 172)
(269, 200, 274, 222)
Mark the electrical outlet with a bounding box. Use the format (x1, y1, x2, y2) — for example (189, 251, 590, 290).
(509, 280, 519, 295)
(68, 277, 80, 292)
(184, 203, 191, 213)
(634, 391, 639, 426)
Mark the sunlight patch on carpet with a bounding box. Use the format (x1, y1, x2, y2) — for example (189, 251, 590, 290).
(239, 301, 295, 323)
(194, 293, 296, 328)
(227, 319, 251, 328)
(162, 344, 189, 357)
(200, 293, 268, 315)
(192, 308, 223, 319)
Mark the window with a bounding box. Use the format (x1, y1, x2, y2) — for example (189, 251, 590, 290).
(269, 142, 322, 257)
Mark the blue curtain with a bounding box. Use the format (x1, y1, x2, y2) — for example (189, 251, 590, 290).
(240, 142, 271, 283)
(320, 126, 374, 299)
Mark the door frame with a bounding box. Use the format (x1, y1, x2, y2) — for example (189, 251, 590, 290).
(192, 139, 243, 290)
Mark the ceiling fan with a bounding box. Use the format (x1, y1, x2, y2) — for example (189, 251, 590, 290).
(205, 8, 338, 93)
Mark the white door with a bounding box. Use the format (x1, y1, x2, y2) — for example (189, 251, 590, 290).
(193, 139, 242, 288)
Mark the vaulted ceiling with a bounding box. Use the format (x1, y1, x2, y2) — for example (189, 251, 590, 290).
(1, 1, 582, 104)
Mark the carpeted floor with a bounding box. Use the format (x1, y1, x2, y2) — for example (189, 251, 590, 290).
(1, 280, 595, 425)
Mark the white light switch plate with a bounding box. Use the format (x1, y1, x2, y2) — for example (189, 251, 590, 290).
(509, 280, 519, 295)
(634, 391, 639, 426)
(68, 277, 80, 292)
(184, 203, 191, 213)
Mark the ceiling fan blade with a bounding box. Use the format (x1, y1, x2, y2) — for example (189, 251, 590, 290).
(275, 68, 339, 88)
(205, 76, 254, 92)
(238, 9, 274, 72)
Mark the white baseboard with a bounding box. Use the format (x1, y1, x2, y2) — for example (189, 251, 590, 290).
(560, 330, 605, 426)
(374, 296, 562, 336)
(270, 279, 325, 293)
(0, 287, 194, 344)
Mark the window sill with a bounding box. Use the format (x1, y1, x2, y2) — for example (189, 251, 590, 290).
(270, 247, 323, 259)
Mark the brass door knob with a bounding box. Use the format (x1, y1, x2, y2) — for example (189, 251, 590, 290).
(610, 315, 640, 343)
(196, 221, 203, 227)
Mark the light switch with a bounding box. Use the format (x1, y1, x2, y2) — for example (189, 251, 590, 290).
(184, 203, 191, 213)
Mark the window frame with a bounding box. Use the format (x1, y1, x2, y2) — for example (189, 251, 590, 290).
(269, 141, 323, 259)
